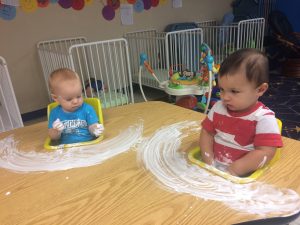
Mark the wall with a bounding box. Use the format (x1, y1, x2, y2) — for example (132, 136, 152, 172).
(0, 0, 231, 114)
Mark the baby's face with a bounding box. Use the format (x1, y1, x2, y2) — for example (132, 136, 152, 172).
(218, 72, 264, 113)
(54, 79, 83, 112)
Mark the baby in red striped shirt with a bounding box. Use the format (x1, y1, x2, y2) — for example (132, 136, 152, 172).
(200, 48, 283, 177)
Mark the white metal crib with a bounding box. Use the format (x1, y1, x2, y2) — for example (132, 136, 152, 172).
(0, 56, 23, 132)
(37, 36, 87, 98)
(196, 18, 265, 64)
(125, 28, 204, 90)
(37, 38, 134, 108)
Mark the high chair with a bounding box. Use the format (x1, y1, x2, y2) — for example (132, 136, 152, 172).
(44, 98, 104, 150)
(188, 119, 282, 184)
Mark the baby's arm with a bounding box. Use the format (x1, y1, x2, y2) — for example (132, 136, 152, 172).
(89, 123, 104, 137)
(227, 146, 276, 176)
(48, 119, 64, 140)
(199, 128, 215, 165)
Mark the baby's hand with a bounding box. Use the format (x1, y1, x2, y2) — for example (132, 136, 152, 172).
(52, 119, 64, 132)
(90, 123, 104, 137)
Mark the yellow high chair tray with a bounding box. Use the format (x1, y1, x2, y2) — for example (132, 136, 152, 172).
(44, 98, 104, 150)
(188, 119, 282, 184)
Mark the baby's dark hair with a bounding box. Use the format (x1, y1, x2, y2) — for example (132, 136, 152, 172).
(219, 48, 269, 87)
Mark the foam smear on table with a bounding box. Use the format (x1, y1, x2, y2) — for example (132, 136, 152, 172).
(0, 122, 143, 173)
(137, 120, 300, 216)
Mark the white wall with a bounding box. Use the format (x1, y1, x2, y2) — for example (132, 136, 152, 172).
(0, 0, 231, 113)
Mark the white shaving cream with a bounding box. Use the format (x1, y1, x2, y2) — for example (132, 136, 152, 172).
(0, 122, 143, 173)
(257, 155, 268, 169)
(137, 121, 300, 216)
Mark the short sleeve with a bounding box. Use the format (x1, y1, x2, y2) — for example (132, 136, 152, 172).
(254, 115, 283, 147)
(85, 103, 99, 125)
(201, 102, 219, 135)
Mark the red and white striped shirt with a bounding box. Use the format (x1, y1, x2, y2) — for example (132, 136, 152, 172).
(202, 101, 283, 165)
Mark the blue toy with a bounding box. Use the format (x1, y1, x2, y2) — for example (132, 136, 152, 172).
(85, 78, 104, 97)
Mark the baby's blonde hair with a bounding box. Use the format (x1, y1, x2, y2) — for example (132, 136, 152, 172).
(48, 68, 80, 94)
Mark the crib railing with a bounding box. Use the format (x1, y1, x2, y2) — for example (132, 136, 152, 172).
(0, 56, 23, 132)
(196, 18, 265, 64)
(69, 38, 134, 108)
(125, 28, 203, 89)
(125, 30, 167, 88)
(37, 37, 87, 100)
(166, 28, 204, 74)
(37, 37, 134, 108)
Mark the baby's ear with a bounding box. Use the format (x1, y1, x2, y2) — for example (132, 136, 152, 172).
(257, 83, 268, 96)
(51, 94, 59, 102)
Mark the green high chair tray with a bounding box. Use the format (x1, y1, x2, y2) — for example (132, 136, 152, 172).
(44, 98, 104, 150)
(188, 119, 282, 184)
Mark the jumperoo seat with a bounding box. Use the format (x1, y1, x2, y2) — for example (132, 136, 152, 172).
(44, 98, 104, 150)
(188, 119, 282, 184)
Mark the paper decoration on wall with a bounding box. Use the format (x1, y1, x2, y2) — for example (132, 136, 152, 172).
(58, 0, 72, 8)
(84, 0, 92, 5)
(151, 0, 158, 7)
(102, 4, 115, 20)
(172, 0, 182, 8)
(120, 3, 132, 25)
(37, 0, 49, 8)
(1, 0, 19, 6)
(143, 0, 150, 10)
(133, 0, 143, 13)
(20, 0, 37, 12)
(72, 0, 84, 10)
(101, 0, 167, 20)
(0, 4, 16, 20)
(107, 0, 119, 10)
(0, 0, 168, 21)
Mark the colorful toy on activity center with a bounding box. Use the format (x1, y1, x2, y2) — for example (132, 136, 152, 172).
(168, 65, 219, 91)
(169, 43, 220, 111)
(197, 86, 220, 111)
(140, 43, 219, 113)
(199, 43, 220, 85)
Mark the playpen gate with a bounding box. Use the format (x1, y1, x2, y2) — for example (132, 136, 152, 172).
(0, 56, 23, 132)
(196, 18, 265, 64)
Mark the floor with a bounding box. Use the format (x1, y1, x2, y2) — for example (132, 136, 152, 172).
(23, 116, 47, 126)
(260, 72, 300, 141)
(132, 85, 169, 103)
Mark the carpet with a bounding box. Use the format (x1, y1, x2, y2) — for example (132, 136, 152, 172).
(260, 73, 300, 140)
